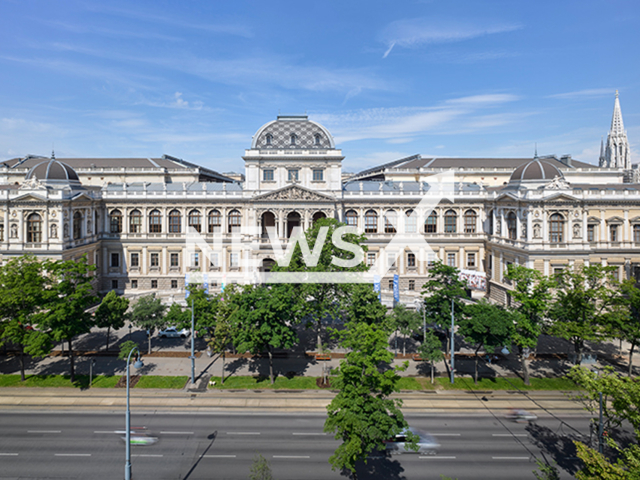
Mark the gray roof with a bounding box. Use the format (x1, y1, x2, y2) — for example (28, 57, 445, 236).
(343, 180, 484, 193)
(25, 159, 80, 184)
(251, 115, 336, 150)
(103, 182, 243, 192)
(509, 159, 564, 183)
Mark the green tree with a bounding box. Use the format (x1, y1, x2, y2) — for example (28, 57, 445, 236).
(549, 265, 625, 364)
(458, 300, 514, 384)
(611, 279, 640, 377)
(504, 265, 553, 385)
(390, 303, 422, 356)
(0, 255, 52, 381)
(118, 340, 138, 361)
(38, 256, 97, 382)
(232, 284, 299, 384)
(533, 459, 561, 480)
(208, 287, 239, 385)
(324, 285, 416, 478)
(568, 366, 640, 479)
(421, 260, 468, 356)
(418, 330, 444, 383)
(271, 217, 368, 352)
(129, 294, 167, 354)
(249, 453, 274, 480)
(94, 290, 129, 351)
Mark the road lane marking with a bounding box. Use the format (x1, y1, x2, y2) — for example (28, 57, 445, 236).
(431, 433, 461, 436)
(94, 431, 119, 434)
(203, 455, 237, 458)
(160, 431, 194, 435)
(133, 454, 163, 457)
(492, 456, 530, 460)
(292, 433, 327, 436)
(492, 434, 528, 437)
(28, 430, 61, 433)
(226, 432, 260, 435)
(420, 456, 457, 459)
(55, 454, 91, 457)
(0, 453, 18, 456)
(273, 455, 310, 459)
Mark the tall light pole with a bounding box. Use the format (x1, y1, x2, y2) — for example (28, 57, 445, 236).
(450, 297, 455, 384)
(125, 346, 144, 480)
(190, 295, 195, 385)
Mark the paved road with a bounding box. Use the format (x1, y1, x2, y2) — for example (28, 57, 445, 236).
(0, 412, 591, 479)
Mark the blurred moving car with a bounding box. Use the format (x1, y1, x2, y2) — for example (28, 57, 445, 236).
(505, 408, 538, 422)
(158, 327, 189, 338)
(384, 427, 440, 455)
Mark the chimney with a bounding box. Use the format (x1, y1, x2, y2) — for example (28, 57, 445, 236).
(560, 154, 572, 167)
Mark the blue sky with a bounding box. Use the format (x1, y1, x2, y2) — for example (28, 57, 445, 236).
(0, 0, 638, 174)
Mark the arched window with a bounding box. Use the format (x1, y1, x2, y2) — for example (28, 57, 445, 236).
(265, 133, 272, 146)
(384, 210, 397, 234)
(168, 209, 182, 233)
(290, 134, 297, 145)
(73, 211, 82, 240)
(27, 213, 42, 243)
(314, 134, 321, 145)
(405, 210, 417, 233)
(129, 209, 142, 233)
(208, 210, 221, 233)
(149, 209, 162, 233)
(549, 213, 564, 243)
(228, 210, 241, 233)
(109, 209, 122, 234)
(507, 212, 517, 240)
(365, 210, 378, 234)
(188, 209, 201, 233)
(444, 210, 457, 233)
(464, 210, 477, 234)
(345, 210, 358, 228)
(425, 212, 437, 233)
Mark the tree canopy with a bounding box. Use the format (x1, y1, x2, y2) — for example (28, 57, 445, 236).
(129, 294, 167, 354)
(94, 290, 129, 351)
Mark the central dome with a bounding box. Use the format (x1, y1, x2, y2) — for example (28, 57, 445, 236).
(250, 115, 336, 150)
(25, 159, 81, 186)
(509, 159, 564, 184)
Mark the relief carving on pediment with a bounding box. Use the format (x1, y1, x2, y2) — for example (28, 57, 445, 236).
(257, 186, 333, 202)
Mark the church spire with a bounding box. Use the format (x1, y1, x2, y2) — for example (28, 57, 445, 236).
(603, 91, 631, 169)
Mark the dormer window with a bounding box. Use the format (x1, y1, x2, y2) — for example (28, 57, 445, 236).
(314, 134, 321, 145)
(290, 134, 297, 145)
(265, 134, 272, 146)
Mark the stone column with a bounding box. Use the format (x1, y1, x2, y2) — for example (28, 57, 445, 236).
(142, 246, 148, 275)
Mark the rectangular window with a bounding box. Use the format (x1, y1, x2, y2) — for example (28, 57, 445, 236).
(405, 213, 417, 233)
(610, 225, 619, 242)
(366, 252, 376, 267)
(130, 252, 139, 268)
(407, 252, 416, 268)
(151, 279, 158, 289)
(131, 279, 138, 289)
(588, 224, 596, 242)
(150, 253, 159, 267)
(467, 252, 476, 268)
(191, 252, 200, 267)
(312, 169, 323, 181)
(288, 169, 299, 182)
(447, 253, 456, 267)
(230, 253, 239, 268)
(210, 252, 219, 268)
(553, 267, 564, 275)
(427, 253, 436, 267)
(170, 253, 179, 268)
(171, 279, 178, 289)
(110, 252, 120, 268)
(387, 252, 397, 269)
(111, 280, 118, 290)
(263, 169, 274, 181)
(408, 280, 415, 291)
(634, 225, 640, 243)
(388, 279, 394, 290)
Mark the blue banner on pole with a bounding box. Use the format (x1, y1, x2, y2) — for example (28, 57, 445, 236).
(373, 275, 381, 301)
(185, 274, 190, 299)
(203, 273, 209, 295)
(393, 274, 399, 303)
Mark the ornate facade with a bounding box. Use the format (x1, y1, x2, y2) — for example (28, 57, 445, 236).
(0, 98, 637, 306)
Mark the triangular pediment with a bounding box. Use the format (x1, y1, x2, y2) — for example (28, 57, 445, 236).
(539, 192, 577, 202)
(253, 184, 336, 202)
(11, 193, 48, 203)
(70, 192, 94, 201)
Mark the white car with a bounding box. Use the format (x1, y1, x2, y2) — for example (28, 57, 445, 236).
(158, 327, 190, 338)
(384, 428, 440, 455)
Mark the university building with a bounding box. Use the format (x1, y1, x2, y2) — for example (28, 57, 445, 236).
(0, 94, 636, 305)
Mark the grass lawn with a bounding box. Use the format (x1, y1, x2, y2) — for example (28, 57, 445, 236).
(433, 376, 579, 391)
(134, 376, 188, 389)
(0, 374, 119, 388)
(208, 375, 320, 390)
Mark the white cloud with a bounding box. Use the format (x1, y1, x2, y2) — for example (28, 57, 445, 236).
(380, 17, 522, 57)
(547, 88, 614, 100)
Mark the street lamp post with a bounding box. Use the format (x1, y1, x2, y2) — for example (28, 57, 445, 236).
(450, 298, 455, 384)
(125, 347, 144, 480)
(190, 295, 195, 385)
